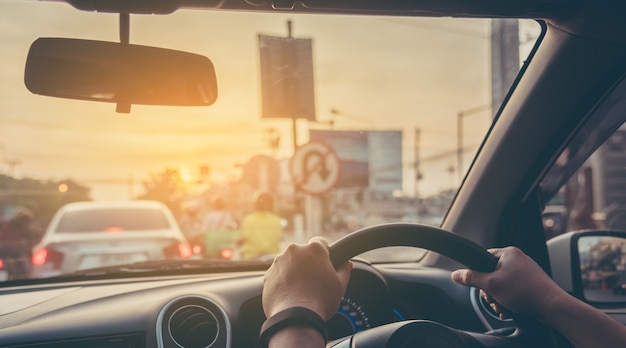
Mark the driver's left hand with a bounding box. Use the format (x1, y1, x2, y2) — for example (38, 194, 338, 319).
(262, 236, 353, 320)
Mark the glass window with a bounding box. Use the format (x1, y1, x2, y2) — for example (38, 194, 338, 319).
(0, 0, 542, 281)
(541, 75, 626, 239)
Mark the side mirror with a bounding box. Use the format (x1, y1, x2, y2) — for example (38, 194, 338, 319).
(24, 38, 218, 112)
(548, 230, 626, 306)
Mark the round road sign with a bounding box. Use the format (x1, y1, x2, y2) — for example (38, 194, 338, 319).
(289, 141, 340, 195)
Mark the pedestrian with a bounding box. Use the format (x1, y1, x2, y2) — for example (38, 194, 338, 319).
(0, 207, 42, 279)
(178, 200, 207, 249)
(239, 192, 283, 260)
(201, 197, 238, 258)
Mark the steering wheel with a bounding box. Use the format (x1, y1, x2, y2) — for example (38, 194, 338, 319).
(326, 222, 539, 348)
(329, 222, 497, 271)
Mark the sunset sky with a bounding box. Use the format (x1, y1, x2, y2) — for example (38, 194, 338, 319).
(0, 0, 541, 200)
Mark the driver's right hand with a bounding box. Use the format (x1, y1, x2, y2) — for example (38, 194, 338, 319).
(451, 246, 566, 319)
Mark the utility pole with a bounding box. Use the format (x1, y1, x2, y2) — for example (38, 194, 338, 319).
(414, 128, 421, 198)
(450, 21, 518, 185)
(456, 105, 490, 183)
(286, 20, 299, 151)
(4, 158, 21, 177)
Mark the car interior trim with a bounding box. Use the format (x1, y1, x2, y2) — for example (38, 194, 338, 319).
(156, 294, 231, 348)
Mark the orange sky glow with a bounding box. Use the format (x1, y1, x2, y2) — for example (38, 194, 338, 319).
(0, 1, 541, 200)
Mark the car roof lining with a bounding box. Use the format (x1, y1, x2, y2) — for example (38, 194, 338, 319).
(53, 0, 626, 45)
(61, 0, 568, 16)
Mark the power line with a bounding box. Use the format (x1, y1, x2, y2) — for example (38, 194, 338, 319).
(377, 18, 489, 39)
(368, 144, 478, 174)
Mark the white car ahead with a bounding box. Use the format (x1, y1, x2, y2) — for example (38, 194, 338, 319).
(30, 200, 192, 278)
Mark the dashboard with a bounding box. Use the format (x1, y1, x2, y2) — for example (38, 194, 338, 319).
(0, 260, 512, 348)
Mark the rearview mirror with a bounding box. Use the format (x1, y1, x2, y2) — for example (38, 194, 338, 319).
(24, 38, 218, 112)
(548, 230, 626, 306)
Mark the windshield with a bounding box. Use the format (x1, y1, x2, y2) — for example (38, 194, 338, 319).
(0, 0, 541, 282)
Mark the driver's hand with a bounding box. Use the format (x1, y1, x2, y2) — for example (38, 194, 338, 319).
(262, 236, 353, 320)
(451, 246, 566, 319)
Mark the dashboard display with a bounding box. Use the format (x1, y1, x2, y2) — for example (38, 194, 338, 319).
(327, 296, 372, 340)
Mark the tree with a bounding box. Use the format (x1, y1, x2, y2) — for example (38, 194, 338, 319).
(136, 168, 186, 218)
(0, 175, 91, 229)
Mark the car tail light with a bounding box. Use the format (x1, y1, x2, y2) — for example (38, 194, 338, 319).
(164, 241, 192, 259)
(178, 242, 192, 258)
(0, 259, 4, 269)
(220, 248, 234, 260)
(32, 248, 64, 269)
(192, 244, 203, 255)
(105, 226, 124, 233)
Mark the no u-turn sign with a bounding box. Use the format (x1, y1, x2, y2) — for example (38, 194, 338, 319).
(289, 141, 340, 195)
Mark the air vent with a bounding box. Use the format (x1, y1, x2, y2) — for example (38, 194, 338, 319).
(168, 304, 219, 348)
(157, 295, 230, 348)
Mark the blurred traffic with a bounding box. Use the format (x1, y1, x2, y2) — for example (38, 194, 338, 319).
(0, 172, 452, 280)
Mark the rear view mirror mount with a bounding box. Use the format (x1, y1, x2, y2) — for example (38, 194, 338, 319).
(24, 38, 218, 113)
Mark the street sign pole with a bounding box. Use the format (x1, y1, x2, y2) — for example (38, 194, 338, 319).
(290, 140, 340, 240)
(305, 194, 323, 239)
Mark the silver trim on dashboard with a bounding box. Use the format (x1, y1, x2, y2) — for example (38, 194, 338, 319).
(470, 287, 514, 332)
(470, 287, 493, 331)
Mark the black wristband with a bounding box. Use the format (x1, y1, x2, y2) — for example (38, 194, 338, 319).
(259, 307, 328, 348)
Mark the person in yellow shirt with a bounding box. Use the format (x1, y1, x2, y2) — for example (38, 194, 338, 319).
(240, 192, 283, 260)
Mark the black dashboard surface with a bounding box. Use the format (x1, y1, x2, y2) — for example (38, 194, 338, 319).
(0, 261, 507, 348)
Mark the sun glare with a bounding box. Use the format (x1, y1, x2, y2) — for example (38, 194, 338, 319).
(179, 167, 193, 184)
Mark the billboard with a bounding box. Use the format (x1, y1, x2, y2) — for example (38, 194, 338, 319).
(309, 130, 402, 192)
(258, 35, 316, 121)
